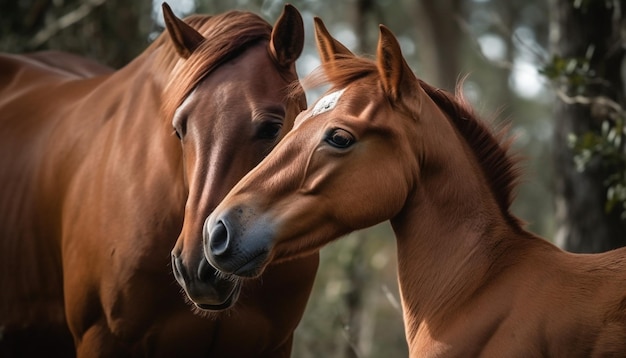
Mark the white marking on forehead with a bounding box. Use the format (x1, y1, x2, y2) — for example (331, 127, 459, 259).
(309, 88, 346, 118)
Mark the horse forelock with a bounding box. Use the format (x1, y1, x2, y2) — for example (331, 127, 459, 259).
(150, 10, 277, 121)
(301, 57, 522, 227)
(299, 55, 377, 93)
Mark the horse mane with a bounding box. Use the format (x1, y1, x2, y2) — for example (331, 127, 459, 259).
(147, 11, 274, 120)
(300, 57, 522, 227)
(418, 80, 522, 227)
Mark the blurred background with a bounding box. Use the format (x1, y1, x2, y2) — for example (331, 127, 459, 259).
(2, 0, 624, 356)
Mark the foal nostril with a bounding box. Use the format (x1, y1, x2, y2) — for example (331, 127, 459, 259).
(210, 220, 230, 256)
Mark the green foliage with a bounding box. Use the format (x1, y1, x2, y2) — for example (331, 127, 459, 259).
(568, 118, 626, 218)
(542, 50, 626, 220)
(540, 55, 593, 95)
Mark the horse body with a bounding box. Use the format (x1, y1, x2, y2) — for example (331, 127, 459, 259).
(393, 199, 626, 356)
(0, 51, 113, 356)
(1, 5, 317, 357)
(202, 18, 626, 356)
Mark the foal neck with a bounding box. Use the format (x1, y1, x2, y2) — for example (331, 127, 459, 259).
(389, 94, 526, 350)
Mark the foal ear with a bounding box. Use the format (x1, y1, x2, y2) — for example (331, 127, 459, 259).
(269, 4, 304, 67)
(314, 17, 354, 65)
(162, 2, 205, 59)
(377, 25, 416, 101)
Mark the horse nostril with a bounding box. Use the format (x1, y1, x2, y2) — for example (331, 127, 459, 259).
(210, 220, 230, 256)
(197, 258, 215, 282)
(172, 254, 188, 282)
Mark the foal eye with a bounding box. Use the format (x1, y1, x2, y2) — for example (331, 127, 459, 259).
(257, 121, 283, 140)
(325, 128, 355, 149)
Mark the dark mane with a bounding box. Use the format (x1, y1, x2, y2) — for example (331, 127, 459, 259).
(419, 80, 522, 227)
(149, 11, 274, 119)
(305, 57, 521, 226)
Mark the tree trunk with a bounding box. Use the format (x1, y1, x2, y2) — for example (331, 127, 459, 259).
(414, 0, 464, 91)
(550, 0, 626, 252)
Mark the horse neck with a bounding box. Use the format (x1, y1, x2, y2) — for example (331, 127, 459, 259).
(95, 47, 176, 144)
(389, 96, 526, 347)
(66, 47, 184, 198)
(110, 49, 166, 106)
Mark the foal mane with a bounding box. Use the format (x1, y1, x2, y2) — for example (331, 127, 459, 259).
(301, 57, 522, 227)
(148, 11, 275, 120)
(419, 80, 522, 227)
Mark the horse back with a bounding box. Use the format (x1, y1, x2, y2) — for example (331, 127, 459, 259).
(22, 51, 113, 78)
(501, 244, 626, 356)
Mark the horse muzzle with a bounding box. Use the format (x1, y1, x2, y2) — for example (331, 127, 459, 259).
(203, 207, 274, 278)
(171, 252, 241, 311)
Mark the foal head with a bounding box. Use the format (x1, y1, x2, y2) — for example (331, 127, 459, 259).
(164, 4, 306, 310)
(203, 19, 431, 280)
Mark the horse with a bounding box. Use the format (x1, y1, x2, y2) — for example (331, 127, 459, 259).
(0, 4, 318, 357)
(202, 17, 626, 357)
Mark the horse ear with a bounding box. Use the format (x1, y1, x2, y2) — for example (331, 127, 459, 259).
(376, 25, 416, 101)
(313, 17, 354, 65)
(162, 2, 205, 59)
(269, 4, 304, 67)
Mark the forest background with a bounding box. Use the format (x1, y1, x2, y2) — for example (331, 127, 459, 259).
(2, 0, 625, 356)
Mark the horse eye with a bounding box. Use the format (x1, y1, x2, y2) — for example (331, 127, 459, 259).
(173, 117, 186, 140)
(325, 128, 355, 149)
(173, 127, 182, 140)
(257, 121, 282, 140)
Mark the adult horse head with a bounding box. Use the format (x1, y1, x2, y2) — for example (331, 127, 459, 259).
(204, 18, 626, 356)
(1, 4, 317, 357)
(163, 3, 307, 310)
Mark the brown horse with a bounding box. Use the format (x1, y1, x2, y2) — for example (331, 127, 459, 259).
(0, 4, 318, 357)
(203, 18, 626, 357)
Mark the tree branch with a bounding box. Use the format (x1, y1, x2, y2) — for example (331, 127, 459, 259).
(29, 0, 107, 48)
(554, 88, 625, 119)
